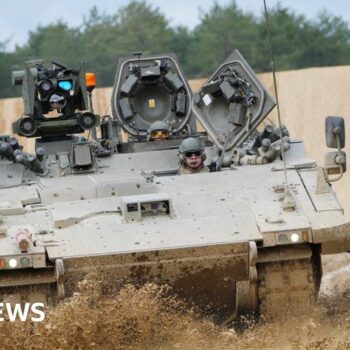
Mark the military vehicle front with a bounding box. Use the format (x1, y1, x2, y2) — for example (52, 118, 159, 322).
(0, 51, 348, 320)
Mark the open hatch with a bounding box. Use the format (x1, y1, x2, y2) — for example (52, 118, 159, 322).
(192, 50, 276, 151)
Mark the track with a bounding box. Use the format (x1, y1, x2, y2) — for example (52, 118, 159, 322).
(0, 284, 55, 305)
(257, 253, 322, 318)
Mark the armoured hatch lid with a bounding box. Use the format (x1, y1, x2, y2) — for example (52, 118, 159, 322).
(44, 206, 262, 259)
(298, 169, 343, 213)
(192, 50, 276, 150)
(251, 199, 311, 234)
(0, 163, 25, 188)
(272, 141, 316, 170)
(0, 186, 40, 215)
(38, 171, 158, 203)
(111, 53, 195, 137)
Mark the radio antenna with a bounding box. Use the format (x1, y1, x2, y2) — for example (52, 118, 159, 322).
(263, 0, 294, 210)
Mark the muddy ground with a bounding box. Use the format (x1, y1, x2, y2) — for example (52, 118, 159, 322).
(0, 253, 349, 350)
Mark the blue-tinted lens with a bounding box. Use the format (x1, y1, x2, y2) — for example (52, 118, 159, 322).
(58, 80, 72, 91)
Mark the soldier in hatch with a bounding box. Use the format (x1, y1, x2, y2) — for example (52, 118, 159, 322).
(178, 137, 209, 174)
(147, 121, 171, 141)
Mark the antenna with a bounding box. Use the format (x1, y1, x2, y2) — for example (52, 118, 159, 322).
(263, 0, 295, 210)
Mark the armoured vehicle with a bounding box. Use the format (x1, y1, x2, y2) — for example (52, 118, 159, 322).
(0, 51, 349, 321)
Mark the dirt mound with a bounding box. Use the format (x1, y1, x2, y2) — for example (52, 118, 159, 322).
(320, 253, 350, 301)
(0, 276, 228, 350)
(1, 259, 350, 350)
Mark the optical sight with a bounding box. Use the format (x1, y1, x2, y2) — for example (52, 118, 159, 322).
(12, 60, 99, 138)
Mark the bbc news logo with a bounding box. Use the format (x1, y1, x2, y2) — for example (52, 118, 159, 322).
(0, 303, 45, 322)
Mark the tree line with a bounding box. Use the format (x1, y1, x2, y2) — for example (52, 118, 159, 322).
(0, 0, 350, 98)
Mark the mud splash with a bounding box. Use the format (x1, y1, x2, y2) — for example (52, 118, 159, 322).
(0, 254, 349, 350)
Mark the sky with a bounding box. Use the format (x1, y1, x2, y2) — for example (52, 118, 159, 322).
(1, 0, 350, 51)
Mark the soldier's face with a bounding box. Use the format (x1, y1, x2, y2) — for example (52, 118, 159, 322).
(151, 130, 169, 141)
(185, 151, 203, 169)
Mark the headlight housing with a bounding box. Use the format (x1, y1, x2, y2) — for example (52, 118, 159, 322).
(276, 230, 310, 245)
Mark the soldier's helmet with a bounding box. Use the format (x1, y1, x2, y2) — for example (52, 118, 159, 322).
(178, 137, 206, 162)
(147, 121, 171, 141)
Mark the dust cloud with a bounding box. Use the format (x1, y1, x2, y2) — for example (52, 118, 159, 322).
(0, 253, 349, 350)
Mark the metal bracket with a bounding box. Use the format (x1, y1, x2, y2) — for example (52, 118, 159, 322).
(55, 258, 65, 299)
(315, 166, 331, 194)
(235, 241, 258, 314)
(274, 184, 296, 211)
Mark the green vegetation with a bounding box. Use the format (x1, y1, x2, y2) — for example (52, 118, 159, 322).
(1, 0, 350, 97)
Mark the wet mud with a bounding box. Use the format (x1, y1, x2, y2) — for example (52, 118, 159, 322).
(0, 253, 349, 349)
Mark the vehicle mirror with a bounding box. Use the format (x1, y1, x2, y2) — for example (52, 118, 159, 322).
(325, 116, 345, 149)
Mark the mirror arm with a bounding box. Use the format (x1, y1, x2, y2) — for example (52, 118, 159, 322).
(336, 134, 341, 152)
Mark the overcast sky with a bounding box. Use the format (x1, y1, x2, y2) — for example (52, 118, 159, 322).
(1, 0, 350, 51)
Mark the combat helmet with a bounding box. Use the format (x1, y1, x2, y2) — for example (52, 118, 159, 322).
(147, 120, 171, 141)
(178, 137, 206, 162)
